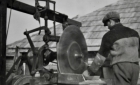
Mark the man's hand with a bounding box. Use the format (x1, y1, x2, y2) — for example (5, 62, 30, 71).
(83, 69, 99, 80)
(83, 69, 97, 80)
(83, 70, 90, 77)
(83, 70, 90, 80)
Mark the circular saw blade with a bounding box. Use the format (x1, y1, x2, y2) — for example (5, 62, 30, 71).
(57, 25, 88, 74)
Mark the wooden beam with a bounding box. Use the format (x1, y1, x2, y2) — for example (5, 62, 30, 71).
(7, 0, 81, 27)
(0, 0, 7, 85)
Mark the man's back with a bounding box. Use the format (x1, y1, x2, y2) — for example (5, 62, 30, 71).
(99, 23, 140, 65)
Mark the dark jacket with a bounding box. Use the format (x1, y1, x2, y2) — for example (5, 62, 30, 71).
(98, 23, 140, 65)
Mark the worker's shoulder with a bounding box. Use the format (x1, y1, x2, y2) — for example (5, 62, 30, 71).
(103, 25, 139, 40)
(124, 26, 139, 37)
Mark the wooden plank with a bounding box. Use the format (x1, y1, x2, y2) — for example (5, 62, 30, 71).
(79, 79, 106, 85)
(6, 59, 14, 71)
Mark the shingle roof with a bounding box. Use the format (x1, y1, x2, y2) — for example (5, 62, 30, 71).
(7, 0, 140, 52)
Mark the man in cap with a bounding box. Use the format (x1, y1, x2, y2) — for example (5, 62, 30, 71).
(83, 11, 140, 85)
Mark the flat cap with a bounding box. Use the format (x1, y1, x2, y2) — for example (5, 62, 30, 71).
(102, 11, 120, 26)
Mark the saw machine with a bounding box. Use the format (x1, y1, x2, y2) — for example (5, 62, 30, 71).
(6, 0, 109, 85)
(7, 25, 89, 85)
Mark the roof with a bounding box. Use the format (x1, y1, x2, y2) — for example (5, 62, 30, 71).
(7, 0, 140, 52)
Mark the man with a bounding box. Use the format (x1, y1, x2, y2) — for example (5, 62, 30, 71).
(83, 11, 140, 85)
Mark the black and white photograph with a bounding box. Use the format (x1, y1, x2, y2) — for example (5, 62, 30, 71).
(2, 0, 140, 85)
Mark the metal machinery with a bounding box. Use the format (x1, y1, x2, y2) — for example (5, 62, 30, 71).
(6, 0, 107, 85)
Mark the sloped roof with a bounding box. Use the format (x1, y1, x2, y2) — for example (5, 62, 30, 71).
(7, 0, 140, 52)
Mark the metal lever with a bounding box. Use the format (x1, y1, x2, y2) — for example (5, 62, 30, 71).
(24, 26, 44, 34)
(24, 31, 37, 76)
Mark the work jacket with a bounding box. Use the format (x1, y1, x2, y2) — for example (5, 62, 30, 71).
(89, 23, 140, 73)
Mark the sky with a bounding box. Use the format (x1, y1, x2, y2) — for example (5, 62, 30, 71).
(6, 0, 118, 44)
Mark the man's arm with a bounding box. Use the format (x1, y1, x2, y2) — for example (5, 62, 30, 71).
(82, 53, 106, 79)
(83, 34, 110, 77)
(88, 53, 105, 73)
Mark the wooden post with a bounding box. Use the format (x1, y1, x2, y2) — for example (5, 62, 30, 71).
(0, 0, 7, 85)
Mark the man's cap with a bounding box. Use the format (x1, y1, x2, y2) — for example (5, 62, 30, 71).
(102, 11, 120, 26)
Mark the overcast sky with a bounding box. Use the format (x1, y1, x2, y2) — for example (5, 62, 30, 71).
(6, 0, 118, 44)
